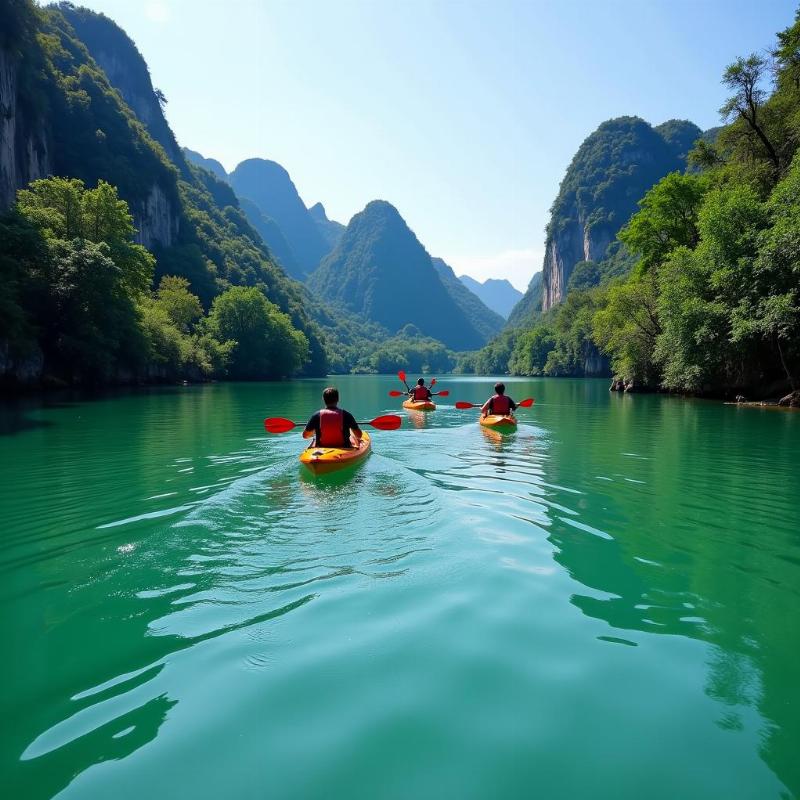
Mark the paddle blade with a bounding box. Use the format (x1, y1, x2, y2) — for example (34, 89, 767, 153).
(435, 390, 450, 397)
(264, 417, 297, 434)
(430, 378, 436, 387)
(388, 390, 405, 397)
(367, 414, 402, 430)
(398, 370, 407, 384)
(518, 398, 535, 408)
(455, 401, 476, 409)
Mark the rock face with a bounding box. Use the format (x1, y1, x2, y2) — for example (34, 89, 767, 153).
(778, 390, 800, 408)
(308, 200, 487, 350)
(458, 275, 523, 319)
(541, 117, 701, 312)
(59, 4, 183, 166)
(0, 47, 51, 211)
(133, 184, 179, 249)
(229, 159, 328, 279)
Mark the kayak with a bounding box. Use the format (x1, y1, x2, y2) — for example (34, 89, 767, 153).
(299, 431, 371, 475)
(479, 414, 517, 431)
(403, 399, 436, 411)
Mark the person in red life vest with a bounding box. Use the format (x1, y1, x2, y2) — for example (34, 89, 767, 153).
(303, 386, 362, 448)
(409, 378, 432, 402)
(481, 382, 517, 417)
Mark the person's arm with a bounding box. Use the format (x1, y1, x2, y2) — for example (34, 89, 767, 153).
(480, 398, 491, 416)
(344, 411, 362, 442)
(303, 412, 319, 440)
(509, 398, 517, 411)
(426, 388, 432, 399)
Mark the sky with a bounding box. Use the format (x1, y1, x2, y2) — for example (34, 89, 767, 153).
(57, 0, 796, 290)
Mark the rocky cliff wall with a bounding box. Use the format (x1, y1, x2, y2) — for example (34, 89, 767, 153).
(0, 48, 51, 211)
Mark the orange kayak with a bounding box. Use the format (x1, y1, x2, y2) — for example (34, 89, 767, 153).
(403, 399, 436, 411)
(299, 432, 371, 475)
(479, 414, 517, 431)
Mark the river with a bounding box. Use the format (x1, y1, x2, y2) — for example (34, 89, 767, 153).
(1, 376, 798, 799)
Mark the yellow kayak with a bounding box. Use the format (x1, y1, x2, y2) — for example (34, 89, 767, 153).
(299, 432, 371, 475)
(479, 414, 517, 431)
(403, 399, 436, 411)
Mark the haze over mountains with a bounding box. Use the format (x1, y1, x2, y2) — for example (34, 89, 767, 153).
(458, 276, 522, 319)
(182, 148, 505, 349)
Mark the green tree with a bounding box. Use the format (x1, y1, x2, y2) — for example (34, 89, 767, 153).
(593, 272, 661, 386)
(16, 177, 154, 294)
(204, 286, 309, 379)
(508, 326, 556, 376)
(619, 172, 708, 270)
(720, 55, 781, 174)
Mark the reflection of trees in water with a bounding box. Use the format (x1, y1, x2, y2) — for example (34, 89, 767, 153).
(14, 693, 177, 799)
(552, 522, 799, 794)
(542, 392, 800, 796)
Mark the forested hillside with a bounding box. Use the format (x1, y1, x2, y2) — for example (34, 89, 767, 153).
(308, 201, 489, 351)
(1, 0, 328, 385)
(228, 159, 329, 279)
(464, 15, 800, 402)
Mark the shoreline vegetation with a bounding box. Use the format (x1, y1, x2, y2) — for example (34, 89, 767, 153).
(0, 2, 798, 409)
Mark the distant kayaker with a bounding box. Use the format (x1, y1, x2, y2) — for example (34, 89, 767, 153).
(409, 378, 433, 402)
(481, 382, 517, 417)
(303, 387, 362, 448)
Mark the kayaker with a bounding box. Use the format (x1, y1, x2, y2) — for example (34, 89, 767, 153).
(303, 387, 362, 448)
(409, 378, 432, 402)
(481, 382, 517, 417)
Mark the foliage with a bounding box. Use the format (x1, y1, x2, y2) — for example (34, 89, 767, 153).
(308, 200, 486, 351)
(204, 287, 309, 380)
(507, 326, 556, 376)
(618, 172, 708, 270)
(353, 326, 455, 374)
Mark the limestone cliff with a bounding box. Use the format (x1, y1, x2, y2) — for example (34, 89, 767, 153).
(540, 117, 701, 312)
(0, 47, 51, 212)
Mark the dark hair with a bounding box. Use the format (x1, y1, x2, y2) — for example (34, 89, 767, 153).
(323, 386, 339, 406)
(495, 382, 505, 394)
(417, 378, 425, 385)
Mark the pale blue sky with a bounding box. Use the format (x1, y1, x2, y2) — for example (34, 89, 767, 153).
(59, 0, 795, 289)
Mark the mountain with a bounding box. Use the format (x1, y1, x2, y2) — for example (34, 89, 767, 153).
(431, 258, 504, 342)
(1, 2, 328, 374)
(542, 116, 702, 311)
(59, 3, 184, 167)
(506, 272, 543, 328)
(308, 201, 486, 350)
(183, 147, 227, 182)
(309, 202, 345, 251)
(459, 275, 523, 318)
(228, 159, 328, 278)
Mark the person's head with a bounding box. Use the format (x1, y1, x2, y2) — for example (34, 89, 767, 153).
(494, 382, 505, 395)
(417, 378, 425, 386)
(322, 386, 339, 408)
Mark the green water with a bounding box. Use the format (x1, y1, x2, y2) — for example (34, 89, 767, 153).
(1, 376, 799, 799)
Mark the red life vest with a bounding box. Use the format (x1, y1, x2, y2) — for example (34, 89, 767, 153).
(413, 385, 429, 401)
(490, 394, 511, 415)
(319, 408, 346, 447)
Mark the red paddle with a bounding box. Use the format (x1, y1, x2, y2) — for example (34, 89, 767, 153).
(455, 398, 535, 409)
(390, 389, 449, 397)
(398, 370, 411, 392)
(264, 414, 402, 434)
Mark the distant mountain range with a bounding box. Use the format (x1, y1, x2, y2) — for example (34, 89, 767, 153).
(458, 275, 522, 319)
(308, 201, 490, 350)
(183, 149, 505, 350)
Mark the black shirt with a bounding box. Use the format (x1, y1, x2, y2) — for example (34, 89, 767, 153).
(305, 408, 361, 446)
